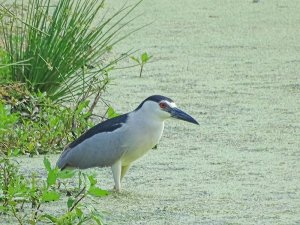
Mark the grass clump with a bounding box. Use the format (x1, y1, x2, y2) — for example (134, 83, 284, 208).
(0, 0, 141, 102)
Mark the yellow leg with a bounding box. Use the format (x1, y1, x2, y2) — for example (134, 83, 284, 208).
(121, 164, 131, 181)
(111, 160, 122, 192)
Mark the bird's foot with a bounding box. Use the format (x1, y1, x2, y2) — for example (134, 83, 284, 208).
(113, 185, 121, 192)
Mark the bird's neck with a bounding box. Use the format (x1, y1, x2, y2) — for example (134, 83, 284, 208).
(130, 109, 165, 128)
(123, 110, 165, 156)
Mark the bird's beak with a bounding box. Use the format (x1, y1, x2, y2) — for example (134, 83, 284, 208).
(170, 107, 199, 125)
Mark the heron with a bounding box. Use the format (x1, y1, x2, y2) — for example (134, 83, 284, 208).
(56, 95, 199, 191)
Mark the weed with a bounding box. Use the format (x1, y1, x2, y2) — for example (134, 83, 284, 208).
(0, 88, 94, 155)
(131, 52, 152, 77)
(0, 155, 108, 224)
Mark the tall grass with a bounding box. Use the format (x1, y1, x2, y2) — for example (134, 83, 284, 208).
(0, 0, 141, 102)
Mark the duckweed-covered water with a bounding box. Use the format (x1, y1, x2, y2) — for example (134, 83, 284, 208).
(6, 0, 300, 224)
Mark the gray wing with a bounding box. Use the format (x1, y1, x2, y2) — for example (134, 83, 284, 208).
(56, 127, 128, 169)
(56, 114, 129, 170)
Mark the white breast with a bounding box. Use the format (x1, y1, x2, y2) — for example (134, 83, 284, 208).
(121, 112, 165, 165)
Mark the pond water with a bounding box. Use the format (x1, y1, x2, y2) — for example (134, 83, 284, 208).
(5, 0, 300, 224)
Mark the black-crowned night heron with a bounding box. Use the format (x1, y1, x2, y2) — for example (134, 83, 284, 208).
(56, 95, 198, 191)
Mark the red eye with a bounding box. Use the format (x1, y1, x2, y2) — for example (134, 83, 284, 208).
(159, 102, 167, 109)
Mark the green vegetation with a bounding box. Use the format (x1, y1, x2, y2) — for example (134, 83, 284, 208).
(0, 155, 108, 224)
(0, 86, 93, 155)
(0, 0, 152, 223)
(131, 52, 152, 77)
(0, 0, 141, 102)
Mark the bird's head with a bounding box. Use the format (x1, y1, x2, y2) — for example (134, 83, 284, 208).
(135, 95, 199, 125)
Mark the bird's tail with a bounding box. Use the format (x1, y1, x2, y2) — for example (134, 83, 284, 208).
(56, 147, 72, 170)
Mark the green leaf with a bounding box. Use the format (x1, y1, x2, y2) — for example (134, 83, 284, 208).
(41, 190, 60, 202)
(141, 52, 149, 62)
(107, 106, 119, 119)
(75, 100, 90, 115)
(0, 206, 7, 212)
(41, 214, 58, 223)
(58, 170, 76, 179)
(13, 148, 20, 156)
(130, 56, 140, 64)
(67, 197, 75, 210)
(88, 175, 97, 186)
(47, 169, 58, 187)
(88, 186, 109, 197)
(75, 207, 83, 218)
(92, 214, 103, 225)
(43, 157, 52, 172)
